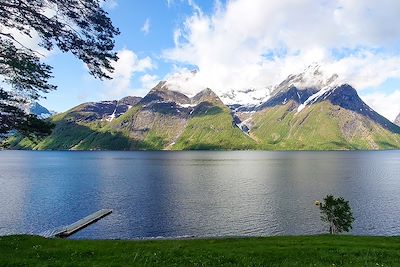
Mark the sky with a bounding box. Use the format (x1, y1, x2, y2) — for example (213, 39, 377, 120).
(35, 0, 400, 121)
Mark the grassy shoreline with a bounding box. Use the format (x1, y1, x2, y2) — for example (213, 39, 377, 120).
(1, 235, 399, 266)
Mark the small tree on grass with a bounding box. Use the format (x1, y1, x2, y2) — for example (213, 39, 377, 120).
(319, 195, 354, 234)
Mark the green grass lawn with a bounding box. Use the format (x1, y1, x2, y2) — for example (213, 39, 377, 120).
(1, 235, 399, 266)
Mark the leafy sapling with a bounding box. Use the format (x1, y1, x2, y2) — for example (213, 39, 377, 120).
(318, 195, 355, 234)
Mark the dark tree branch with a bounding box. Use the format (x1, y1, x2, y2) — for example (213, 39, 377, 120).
(0, 31, 46, 57)
(0, 0, 119, 136)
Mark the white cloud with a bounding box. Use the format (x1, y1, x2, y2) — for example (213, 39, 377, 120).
(173, 29, 182, 46)
(186, 0, 202, 15)
(327, 53, 400, 90)
(361, 90, 400, 122)
(163, 0, 400, 97)
(103, 49, 155, 98)
(163, 69, 204, 96)
(141, 18, 151, 35)
(140, 74, 159, 90)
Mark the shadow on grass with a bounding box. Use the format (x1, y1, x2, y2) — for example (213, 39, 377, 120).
(182, 143, 226, 150)
(191, 102, 224, 117)
(9, 120, 163, 151)
(376, 141, 400, 150)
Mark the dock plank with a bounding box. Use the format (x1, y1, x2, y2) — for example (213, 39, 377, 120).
(54, 209, 112, 238)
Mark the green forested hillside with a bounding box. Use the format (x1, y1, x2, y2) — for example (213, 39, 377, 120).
(172, 105, 256, 150)
(248, 101, 400, 150)
(4, 97, 400, 151)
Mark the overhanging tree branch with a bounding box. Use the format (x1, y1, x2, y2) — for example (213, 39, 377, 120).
(0, 0, 119, 137)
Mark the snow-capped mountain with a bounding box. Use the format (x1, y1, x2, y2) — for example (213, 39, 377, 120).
(273, 63, 339, 93)
(271, 63, 339, 111)
(220, 63, 340, 109)
(225, 64, 340, 114)
(228, 64, 400, 139)
(8, 64, 400, 151)
(139, 81, 223, 119)
(154, 64, 341, 109)
(161, 69, 273, 107)
(23, 102, 55, 119)
(164, 64, 342, 111)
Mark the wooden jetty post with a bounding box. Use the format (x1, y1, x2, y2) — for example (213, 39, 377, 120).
(54, 209, 112, 238)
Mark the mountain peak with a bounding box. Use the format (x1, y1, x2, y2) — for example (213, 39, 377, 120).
(192, 88, 222, 105)
(140, 81, 191, 105)
(276, 64, 339, 93)
(23, 102, 54, 119)
(161, 70, 204, 97)
(151, 81, 169, 92)
(250, 64, 342, 112)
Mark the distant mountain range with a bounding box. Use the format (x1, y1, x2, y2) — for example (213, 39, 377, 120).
(6, 65, 400, 150)
(22, 102, 55, 119)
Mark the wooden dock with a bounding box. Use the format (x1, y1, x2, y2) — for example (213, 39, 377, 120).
(54, 209, 112, 238)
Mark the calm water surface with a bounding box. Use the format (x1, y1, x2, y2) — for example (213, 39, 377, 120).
(0, 150, 399, 239)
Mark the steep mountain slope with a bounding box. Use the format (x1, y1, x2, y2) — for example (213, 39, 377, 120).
(233, 66, 400, 150)
(247, 100, 400, 150)
(5, 65, 400, 151)
(7, 96, 144, 150)
(172, 89, 255, 150)
(108, 82, 193, 149)
(109, 83, 254, 150)
(60, 96, 142, 123)
(8, 82, 254, 150)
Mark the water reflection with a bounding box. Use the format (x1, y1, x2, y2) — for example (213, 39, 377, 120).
(0, 150, 399, 239)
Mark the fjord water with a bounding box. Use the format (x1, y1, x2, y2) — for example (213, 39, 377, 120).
(0, 151, 399, 239)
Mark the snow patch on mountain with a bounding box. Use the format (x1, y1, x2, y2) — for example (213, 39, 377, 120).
(220, 87, 272, 106)
(235, 117, 251, 134)
(178, 103, 198, 108)
(105, 108, 117, 122)
(297, 86, 337, 113)
(162, 69, 273, 107)
(160, 63, 343, 111)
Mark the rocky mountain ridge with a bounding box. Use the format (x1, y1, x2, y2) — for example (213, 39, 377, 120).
(6, 66, 400, 150)
(64, 96, 142, 123)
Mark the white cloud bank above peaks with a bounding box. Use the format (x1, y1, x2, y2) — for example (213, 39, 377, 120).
(101, 49, 154, 98)
(163, 0, 400, 101)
